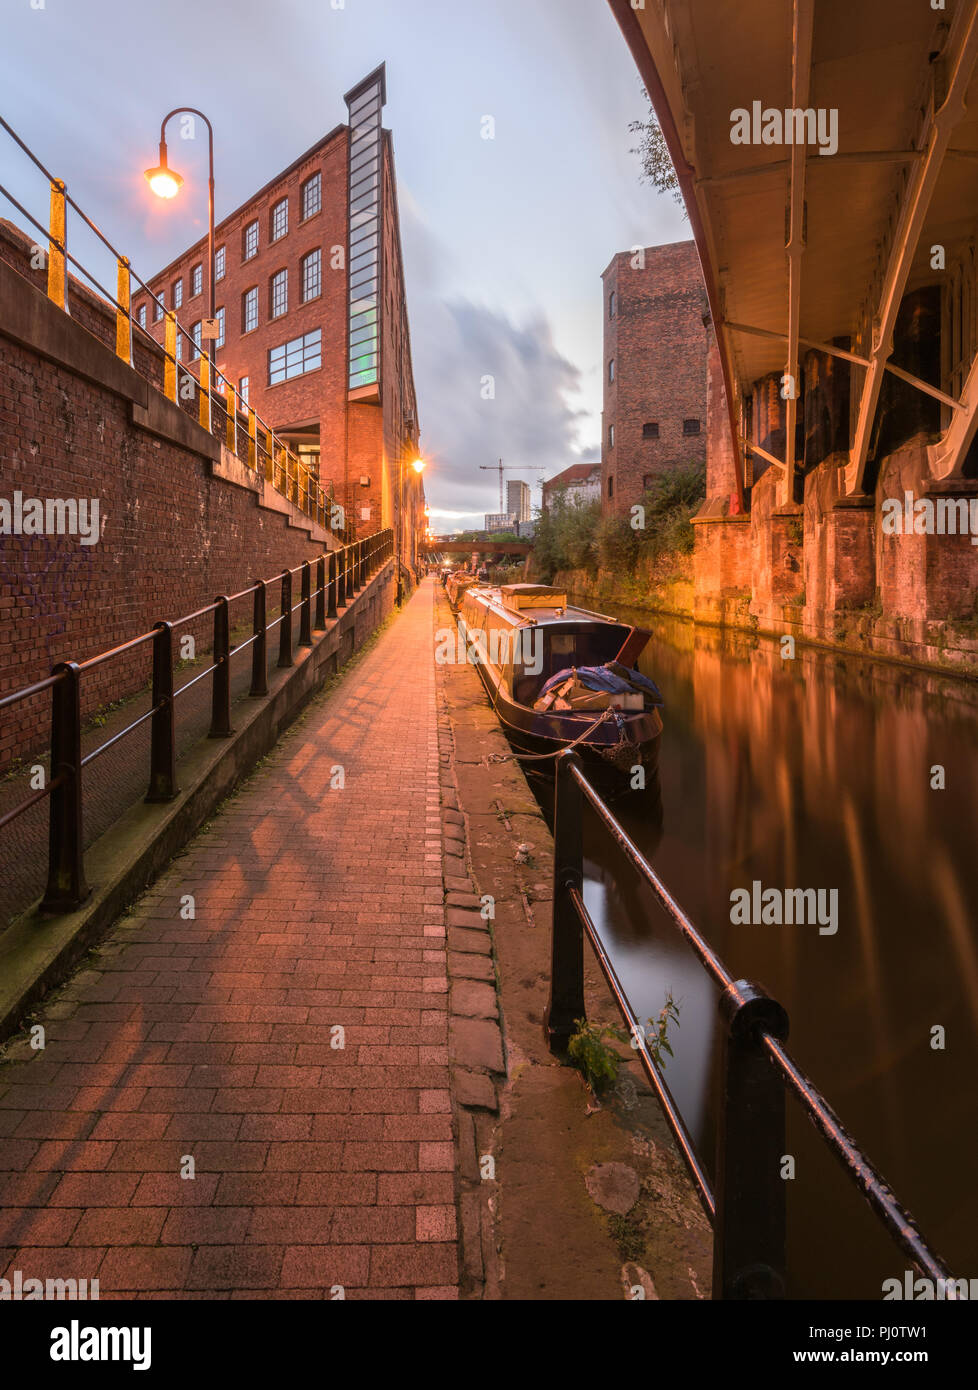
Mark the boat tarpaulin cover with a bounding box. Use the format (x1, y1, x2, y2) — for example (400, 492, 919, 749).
(499, 583, 567, 610)
(540, 663, 663, 705)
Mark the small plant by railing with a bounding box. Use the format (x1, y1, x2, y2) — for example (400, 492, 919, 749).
(546, 749, 951, 1299)
(0, 530, 393, 917)
(0, 114, 337, 534)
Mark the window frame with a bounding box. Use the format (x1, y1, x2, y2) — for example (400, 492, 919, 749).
(268, 327, 323, 386)
(270, 197, 288, 243)
(301, 172, 322, 221)
(243, 220, 259, 261)
(242, 286, 258, 335)
(301, 247, 322, 303)
(270, 268, 288, 319)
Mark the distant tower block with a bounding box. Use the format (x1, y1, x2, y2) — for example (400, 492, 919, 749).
(506, 479, 532, 523)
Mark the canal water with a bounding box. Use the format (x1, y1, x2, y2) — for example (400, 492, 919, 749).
(530, 605, 978, 1299)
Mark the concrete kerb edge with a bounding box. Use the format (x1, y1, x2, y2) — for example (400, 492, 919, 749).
(0, 560, 396, 1045)
(434, 593, 515, 1300)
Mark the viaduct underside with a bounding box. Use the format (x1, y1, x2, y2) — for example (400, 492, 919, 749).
(611, 0, 978, 667)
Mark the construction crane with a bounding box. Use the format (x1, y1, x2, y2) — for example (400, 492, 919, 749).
(479, 459, 549, 514)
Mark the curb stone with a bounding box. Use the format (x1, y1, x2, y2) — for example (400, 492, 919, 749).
(434, 638, 505, 1301)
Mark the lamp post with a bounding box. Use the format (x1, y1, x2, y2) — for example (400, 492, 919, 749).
(396, 451, 426, 605)
(145, 107, 217, 376)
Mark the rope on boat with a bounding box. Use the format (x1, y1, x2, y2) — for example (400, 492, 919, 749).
(479, 707, 620, 766)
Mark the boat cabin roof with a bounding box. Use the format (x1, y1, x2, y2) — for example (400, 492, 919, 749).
(461, 585, 622, 630)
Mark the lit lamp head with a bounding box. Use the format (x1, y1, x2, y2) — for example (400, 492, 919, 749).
(145, 142, 183, 200)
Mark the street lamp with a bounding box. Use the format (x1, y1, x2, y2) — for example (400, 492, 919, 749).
(145, 107, 217, 365)
(396, 450, 426, 605)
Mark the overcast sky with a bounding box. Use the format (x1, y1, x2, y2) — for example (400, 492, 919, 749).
(0, 0, 686, 525)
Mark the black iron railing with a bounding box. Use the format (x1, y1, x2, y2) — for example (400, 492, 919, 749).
(0, 529, 394, 914)
(545, 749, 951, 1299)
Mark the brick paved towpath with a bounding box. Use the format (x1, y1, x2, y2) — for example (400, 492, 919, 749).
(0, 579, 459, 1299)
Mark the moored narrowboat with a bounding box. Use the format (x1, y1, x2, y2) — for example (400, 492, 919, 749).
(452, 582, 663, 770)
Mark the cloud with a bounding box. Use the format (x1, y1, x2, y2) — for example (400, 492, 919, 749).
(401, 194, 593, 521)
(412, 298, 591, 520)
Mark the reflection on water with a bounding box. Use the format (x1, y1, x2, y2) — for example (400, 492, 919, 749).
(535, 606, 978, 1298)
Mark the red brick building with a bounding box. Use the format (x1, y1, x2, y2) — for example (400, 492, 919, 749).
(601, 240, 710, 516)
(135, 64, 425, 566)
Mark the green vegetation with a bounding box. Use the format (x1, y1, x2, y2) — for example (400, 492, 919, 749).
(629, 91, 685, 210)
(534, 464, 705, 583)
(567, 992, 681, 1093)
(567, 1020, 628, 1092)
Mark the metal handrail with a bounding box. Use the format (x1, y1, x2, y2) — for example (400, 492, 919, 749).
(0, 114, 339, 534)
(546, 749, 952, 1299)
(0, 530, 395, 915)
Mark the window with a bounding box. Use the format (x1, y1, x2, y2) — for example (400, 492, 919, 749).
(173, 279, 183, 309)
(608, 359, 615, 383)
(137, 304, 147, 329)
(191, 263, 203, 297)
(215, 247, 225, 280)
(190, 322, 201, 361)
(608, 424, 615, 448)
(269, 328, 322, 385)
(609, 291, 616, 319)
(239, 376, 250, 405)
(270, 268, 288, 318)
(154, 295, 164, 322)
(243, 286, 258, 334)
(176, 333, 183, 362)
(301, 248, 321, 302)
(608, 476, 614, 498)
(216, 306, 226, 349)
(215, 372, 226, 396)
(301, 172, 321, 220)
(243, 220, 259, 260)
(643, 421, 659, 439)
(683, 418, 701, 435)
(271, 197, 288, 241)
